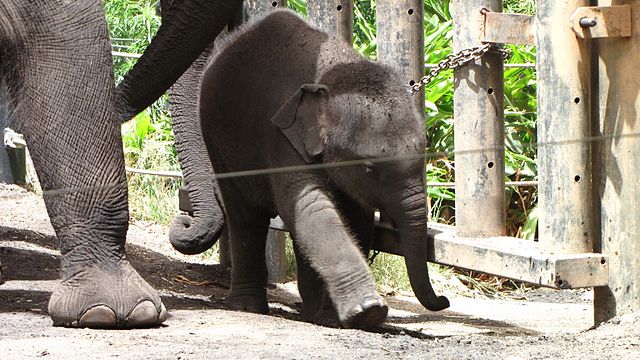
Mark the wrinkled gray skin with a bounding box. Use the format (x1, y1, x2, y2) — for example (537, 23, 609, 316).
(0, 0, 242, 328)
(155, 0, 233, 255)
(200, 10, 449, 329)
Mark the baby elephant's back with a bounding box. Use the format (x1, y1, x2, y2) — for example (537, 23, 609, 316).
(199, 10, 329, 171)
(200, 10, 329, 133)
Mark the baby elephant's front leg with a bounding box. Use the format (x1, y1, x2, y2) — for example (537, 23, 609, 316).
(285, 185, 387, 329)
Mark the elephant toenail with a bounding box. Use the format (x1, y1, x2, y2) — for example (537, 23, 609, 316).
(362, 297, 387, 309)
(127, 301, 161, 327)
(79, 305, 117, 328)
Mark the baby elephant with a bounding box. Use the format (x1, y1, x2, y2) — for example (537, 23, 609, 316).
(199, 9, 449, 329)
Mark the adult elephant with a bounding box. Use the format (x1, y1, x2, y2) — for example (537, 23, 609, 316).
(0, 0, 242, 328)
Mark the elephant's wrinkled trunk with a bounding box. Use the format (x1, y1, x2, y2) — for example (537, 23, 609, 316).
(169, 179, 224, 255)
(390, 178, 450, 312)
(166, 41, 223, 255)
(115, 0, 243, 122)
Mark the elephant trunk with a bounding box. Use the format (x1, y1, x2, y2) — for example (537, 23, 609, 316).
(115, 0, 243, 122)
(169, 178, 224, 255)
(390, 177, 450, 312)
(168, 46, 224, 255)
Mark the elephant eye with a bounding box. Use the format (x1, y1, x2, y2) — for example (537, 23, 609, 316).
(361, 161, 377, 177)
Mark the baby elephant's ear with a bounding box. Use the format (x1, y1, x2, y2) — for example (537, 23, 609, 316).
(271, 84, 330, 163)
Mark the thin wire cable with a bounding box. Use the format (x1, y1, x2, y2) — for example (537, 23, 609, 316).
(26, 130, 639, 197)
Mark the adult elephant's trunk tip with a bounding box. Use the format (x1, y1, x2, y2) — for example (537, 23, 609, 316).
(169, 213, 223, 255)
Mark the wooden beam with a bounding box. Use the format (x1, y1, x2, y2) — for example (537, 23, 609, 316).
(377, 0, 425, 111)
(306, 0, 353, 43)
(271, 218, 609, 289)
(593, 0, 640, 324)
(244, 0, 286, 16)
(482, 11, 536, 45)
(451, 0, 506, 237)
(536, 0, 595, 255)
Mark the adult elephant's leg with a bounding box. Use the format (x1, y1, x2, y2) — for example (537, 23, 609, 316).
(0, 0, 166, 328)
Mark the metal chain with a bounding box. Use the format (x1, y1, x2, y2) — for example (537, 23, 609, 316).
(410, 43, 510, 93)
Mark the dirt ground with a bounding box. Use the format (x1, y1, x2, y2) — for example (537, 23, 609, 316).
(1, 184, 638, 359)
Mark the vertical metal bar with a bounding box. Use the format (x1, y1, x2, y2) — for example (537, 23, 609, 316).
(593, 0, 640, 324)
(306, 0, 353, 43)
(536, 0, 593, 253)
(376, 0, 425, 112)
(451, 0, 506, 237)
(241, 0, 289, 283)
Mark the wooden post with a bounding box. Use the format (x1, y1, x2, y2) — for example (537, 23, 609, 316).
(536, 0, 594, 254)
(244, 0, 286, 17)
(593, 0, 640, 323)
(376, 0, 424, 83)
(376, 0, 425, 112)
(242, 0, 288, 283)
(265, 230, 288, 283)
(306, 0, 353, 43)
(0, 82, 13, 184)
(451, 0, 506, 237)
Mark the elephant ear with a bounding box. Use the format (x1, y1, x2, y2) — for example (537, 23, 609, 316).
(270, 84, 331, 163)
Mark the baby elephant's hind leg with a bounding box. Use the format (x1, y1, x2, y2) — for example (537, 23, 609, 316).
(226, 211, 270, 314)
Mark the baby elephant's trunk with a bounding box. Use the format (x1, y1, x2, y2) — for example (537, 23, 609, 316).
(390, 176, 450, 312)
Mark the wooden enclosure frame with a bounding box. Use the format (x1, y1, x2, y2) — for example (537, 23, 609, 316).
(186, 0, 638, 325)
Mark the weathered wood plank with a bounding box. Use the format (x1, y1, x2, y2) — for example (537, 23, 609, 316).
(271, 217, 609, 289)
(373, 222, 609, 289)
(306, 0, 353, 43)
(377, 0, 425, 111)
(451, 0, 506, 237)
(536, 0, 594, 254)
(244, 0, 286, 17)
(593, 0, 640, 324)
(569, 5, 632, 39)
(482, 11, 536, 45)
(265, 229, 287, 283)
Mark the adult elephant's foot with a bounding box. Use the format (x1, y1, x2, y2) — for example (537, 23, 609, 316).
(340, 294, 388, 329)
(48, 261, 167, 328)
(227, 289, 269, 314)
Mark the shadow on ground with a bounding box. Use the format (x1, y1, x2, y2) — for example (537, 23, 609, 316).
(0, 225, 535, 338)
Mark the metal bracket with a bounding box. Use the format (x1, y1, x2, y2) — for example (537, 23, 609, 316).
(481, 10, 536, 45)
(570, 5, 631, 39)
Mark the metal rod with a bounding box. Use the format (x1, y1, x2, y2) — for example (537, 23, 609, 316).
(125, 167, 182, 178)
